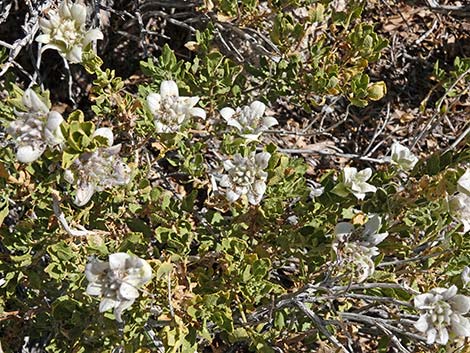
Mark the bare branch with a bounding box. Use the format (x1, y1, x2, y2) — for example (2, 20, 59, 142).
(51, 192, 108, 237)
(295, 300, 352, 353)
(424, 0, 470, 17)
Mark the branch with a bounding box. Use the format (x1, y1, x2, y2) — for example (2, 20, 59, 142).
(295, 300, 352, 353)
(51, 192, 107, 237)
(247, 282, 419, 325)
(0, 1, 52, 77)
(272, 147, 388, 164)
(339, 312, 427, 343)
(425, 0, 470, 17)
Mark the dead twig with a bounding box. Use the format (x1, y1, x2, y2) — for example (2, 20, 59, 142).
(363, 102, 392, 156)
(415, 19, 439, 45)
(294, 300, 352, 353)
(445, 123, 470, 152)
(425, 0, 470, 17)
(412, 66, 470, 149)
(339, 312, 427, 343)
(51, 192, 107, 237)
(271, 147, 388, 164)
(0, 1, 52, 78)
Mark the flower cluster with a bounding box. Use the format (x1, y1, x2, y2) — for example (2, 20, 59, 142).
(85, 253, 152, 322)
(337, 167, 377, 200)
(64, 128, 130, 206)
(390, 142, 419, 171)
(7, 88, 64, 163)
(220, 101, 278, 141)
(147, 80, 206, 133)
(333, 215, 388, 282)
(36, 0, 103, 63)
(219, 152, 271, 205)
(414, 285, 470, 345)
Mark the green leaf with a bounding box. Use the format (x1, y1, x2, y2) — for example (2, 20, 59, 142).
(331, 183, 350, 198)
(242, 264, 252, 282)
(156, 262, 173, 279)
(82, 45, 104, 74)
(61, 149, 79, 169)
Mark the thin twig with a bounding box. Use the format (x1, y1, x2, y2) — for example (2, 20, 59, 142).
(247, 282, 419, 324)
(363, 102, 391, 156)
(378, 250, 449, 268)
(51, 192, 107, 237)
(272, 147, 388, 164)
(0, 1, 49, 77)
(340, 312, 427, 342)
(0, 39, 14, 50)
(425, 0, 470, 16)
(143, 323, 165, 353)
(375, 322, 412, 353)
(167, 271, 175, 318)
(445, 123, 470, 152)
(415, 19, 439, 45)
(412, 66, 470, 149)
(329, 283, 420, 295)
(295, 300, 352, 353)
(62, 57, 76, 107)
(30, 42, 43, 89)
(135, 11, 148, 57)
(303, 293, 414, 308)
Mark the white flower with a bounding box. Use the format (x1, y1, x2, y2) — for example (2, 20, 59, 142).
(287, 215, 299, 225)
(333, 215, 388, 283)
(390, 142, 418, 171)
(147, 80, 206, 133)
(36, 0, 103, 63)
(7, 88, 64, 163)
(448, 193, 470, 233)
(361, 214, 390, 246)
(85, 253, 153, 322)
(64, 128, 131, 206)
(414, 285, 470, 345)
(462, 267, 470, 288)
(219, 152, 270, 205)
(220, 101, 278, 141)
(339, 242, 377, 282)
(457, 168, 470, 197)
(342, 167, 377, 200)
(308, 180, 324, 199)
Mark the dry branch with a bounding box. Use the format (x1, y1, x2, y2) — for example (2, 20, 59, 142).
(425, 0, 470, 16)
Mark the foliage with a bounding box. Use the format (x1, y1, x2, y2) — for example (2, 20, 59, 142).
(0, 1, 470, 353)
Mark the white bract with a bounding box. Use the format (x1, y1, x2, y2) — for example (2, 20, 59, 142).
(220, 101, 278, 141)
(308, 180, 324, 199)
(414, 285, 470, 345)
(64, 128, 131, 206)
(219, 152, 271, 205)
(462, 266, 470, 288)
(147, 80, 206, 133)
(36, 0, 103, 63)
(390, 142, 418, 171)
(7, 88, 64, 163)
(457, 168, 470, 197)
(448, 193, 470, 233)
(333, 215, 388, 282)
(85, 253, 152, 322)
(342, 167, 377, 200)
